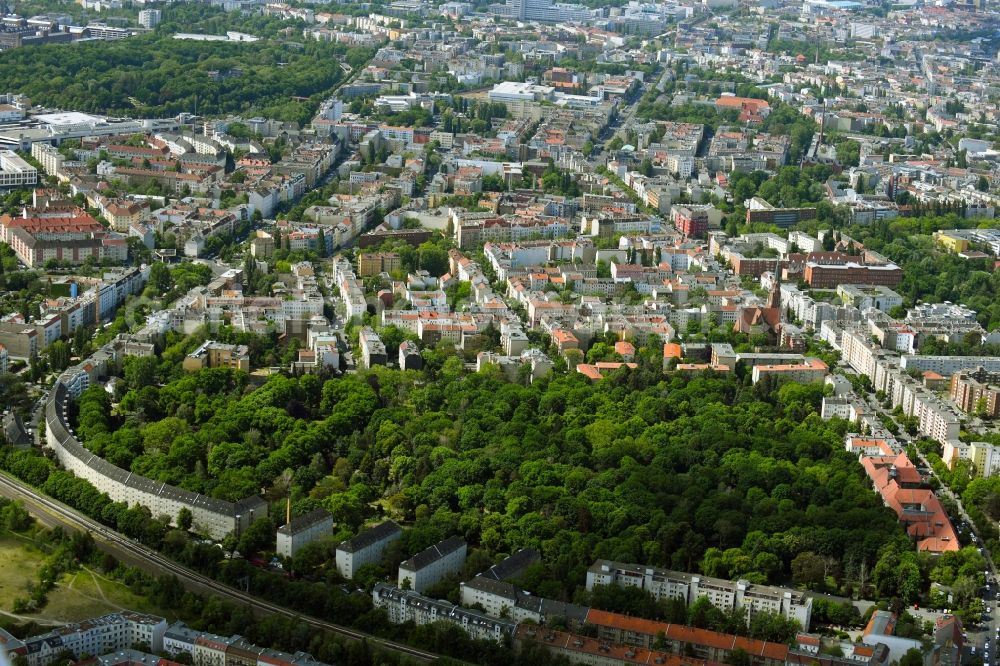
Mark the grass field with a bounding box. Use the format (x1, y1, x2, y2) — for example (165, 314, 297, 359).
(0, 534, 171, 625)
(0, 535, 43, 617)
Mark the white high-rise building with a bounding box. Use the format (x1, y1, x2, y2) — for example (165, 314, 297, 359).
(498, 0, 591, 22)
(139, 9, 161, 28)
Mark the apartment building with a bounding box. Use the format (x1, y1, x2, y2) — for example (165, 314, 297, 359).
(373, 583, 517, 642)
(840, 327, 883, 378)
(160, 622, 325, 666)
(736, 352, 806, 367)
(787, 231, 823, 253)
(478, 350, 553, 383)
(273, 143, 337, 188)
(840, 332, 963, 445)
(517, 624, 890, 666)
(786, 292, 860, 330)
(901, 355, 1000, 377)
(333, 256, 367, 322)
(256, 648, 327, 666)
(398, 535, 467, 593)
(670, 205, 709, 238)
(357, 226, 432, 249)
(460, 572, 590, 625)
(836, 284, 903, 313)
(584, 609, 788, 666)
(276, 508, 333, 558)
(0, 613, 167, 666)
(335, 521, 402, 579)
(455, 215, 570, 250)
(182, 341, 250, 373)
(357, 251, 402, 277)
(744, 198, 816, 228)
(586, 560, 812, 630)
(405, 313, 479, 346)
(969, 442, 1000, 479)
(89, 266, 149, 322)
(29, 313, 61, 347)
(193, 635, 238, 666)
(480, 548, 540, 582)
(31, 143, 66, 177)
(0, 322, 38, 359)
(398, 340, 422, 370)
(138, 9, 161, 27)
(226, 639, 263, 666)
(47, 383, 268, 540)
(750, 357, 828, 385)
(103, 200, 145, 232)
(727, 253, 788, 278)
(163, 622, 202, 656)
(513, 626, 702, 666)
(250, 231, 275, 259)
(358, 326, 387, 369)
(950, 367, 1000, 416)
(941, 440, 973, 470)
(0, 205, 127, 267)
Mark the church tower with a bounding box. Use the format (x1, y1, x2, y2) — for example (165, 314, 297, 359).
(765, 262, 781, 310)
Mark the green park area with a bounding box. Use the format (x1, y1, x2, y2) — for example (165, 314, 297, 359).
(0, 531, 169, 626)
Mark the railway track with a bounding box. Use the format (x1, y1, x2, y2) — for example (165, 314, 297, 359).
(0, 472, 439, 663)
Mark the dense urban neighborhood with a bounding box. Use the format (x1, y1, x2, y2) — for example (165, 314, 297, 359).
(1, 0, 1000, 664)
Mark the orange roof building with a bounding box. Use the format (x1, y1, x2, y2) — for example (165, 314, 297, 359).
(583, 609, 789, 666)
(614, 340, 636, 360)
(552, 328, 580, 352)
(750, 358, 828, 385)
(861, 452, 959, 553)
(676, 363, 730, 374)
(714, 96, 770, 123)
(663, 343, 683, 359)
(576, 362, 638, 381)
(515, 626, 717, 666)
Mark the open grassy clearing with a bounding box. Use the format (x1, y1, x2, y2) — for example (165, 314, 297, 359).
(0, 534, 171, 624)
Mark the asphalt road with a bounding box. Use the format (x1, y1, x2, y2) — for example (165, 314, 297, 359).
(0, 472, 439, 663)
(588, 67, 670, 169)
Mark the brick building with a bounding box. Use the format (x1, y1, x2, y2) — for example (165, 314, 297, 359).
(671, 206, 709, 238)
(803, 262, 903, 288)
(950, 367, 1000, 417)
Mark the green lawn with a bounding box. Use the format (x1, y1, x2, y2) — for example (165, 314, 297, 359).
(0, 535, 43, 615)
(0, 534, 171, 624)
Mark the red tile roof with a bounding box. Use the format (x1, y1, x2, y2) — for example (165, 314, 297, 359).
(585, 609, 789, 660)
(861, 452, 959, 552)
(615, 341, 636, 356)
(516, 626, 718, 666)
(663, 343, 683, 359)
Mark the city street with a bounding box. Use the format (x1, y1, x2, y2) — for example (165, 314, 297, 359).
(588, 67, 669, 168)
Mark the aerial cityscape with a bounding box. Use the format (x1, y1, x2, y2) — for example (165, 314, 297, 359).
(0, 0, 997, 664)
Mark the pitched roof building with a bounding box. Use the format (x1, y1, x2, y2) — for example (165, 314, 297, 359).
(861, 452, 959, 552)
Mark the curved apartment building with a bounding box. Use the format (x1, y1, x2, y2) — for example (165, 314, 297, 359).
(45, 382, 267, 540)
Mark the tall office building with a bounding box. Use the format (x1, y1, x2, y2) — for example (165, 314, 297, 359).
(496, 0, 591, 23)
